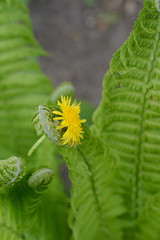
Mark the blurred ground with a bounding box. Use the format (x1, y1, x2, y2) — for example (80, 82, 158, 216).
(29, 0, 143, 106)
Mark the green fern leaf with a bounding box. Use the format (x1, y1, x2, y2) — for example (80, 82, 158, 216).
(92, 0, 160, 238)
(0, 1, 70, 239)
(0, 0, 52, 160)
(58, 126, 125, 240)
(0, 156, 24, 187)
(0, 165, 54, 240)
(34, 138, 70, 240)
(135, 193, 160, 240)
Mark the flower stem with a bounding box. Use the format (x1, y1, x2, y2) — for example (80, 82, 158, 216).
(28, 135, 45, 157)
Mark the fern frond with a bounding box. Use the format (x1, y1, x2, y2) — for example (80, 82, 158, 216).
(58, 126, 125, 240)
(0, 156, 24, 187)
(136, 193, 160, 240)
(0, 0, 52, 160)
(0, 1, 70, 239)
(28, 168, 54, 191)
(92, 0, 160, 238)
(32, 105, 62, 144)
(34, 138, 70, 240)
(0, 166, 54, 240)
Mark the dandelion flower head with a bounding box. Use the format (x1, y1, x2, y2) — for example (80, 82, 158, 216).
(52, 96, 86, 146)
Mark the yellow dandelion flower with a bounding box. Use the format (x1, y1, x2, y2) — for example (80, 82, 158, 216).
(52, 96, 86, 146)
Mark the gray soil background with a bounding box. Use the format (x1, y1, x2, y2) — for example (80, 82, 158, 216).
(29, 0, 143, 107)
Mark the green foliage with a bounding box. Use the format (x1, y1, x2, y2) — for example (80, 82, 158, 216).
(2, 0, 160, 240)
(92, 0, 160, 239)
(0, 0, 52, 160)
(32, 105, 62, 144)
(0, 0, 69, 239)
(0, 165, 54, 240)
(58, 126, 125, 240)
(28, 168, 54, 190)
(0, 156, 24, 187)
(79, 100, 95, 126)
(34, 139, 70, 240)
(136, 193, 160, 239)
